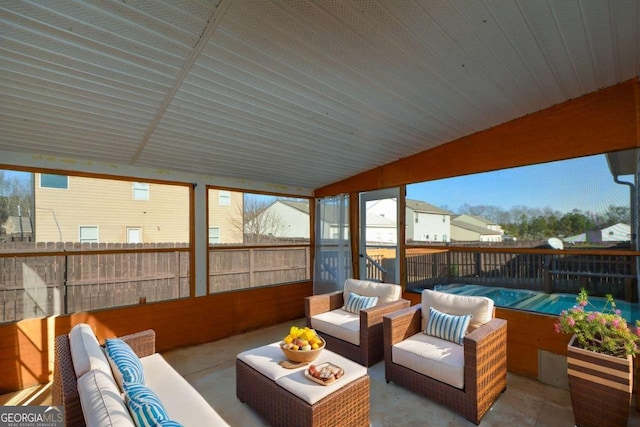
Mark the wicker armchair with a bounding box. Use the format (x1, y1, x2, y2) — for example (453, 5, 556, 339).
(383, 290, 507, 425)
(306, 279, 410, 367)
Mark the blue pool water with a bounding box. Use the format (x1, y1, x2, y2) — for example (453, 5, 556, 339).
(434, 284, 540, 307)
(431, 284, 640, 324)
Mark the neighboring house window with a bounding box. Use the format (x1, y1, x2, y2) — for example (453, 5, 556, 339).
(415, 215, 419, 223)
(209, 227, 220, 244)
(609, 231, 614, 236)
(219, 191, 231, 206)
(434, 234, 438, 240)
(41, 173, 68, 189)
(79, 226, 98, 243)
(127, 227, 142, 243)
(133, 182, 149, 200)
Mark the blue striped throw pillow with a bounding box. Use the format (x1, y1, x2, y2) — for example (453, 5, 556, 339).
(425, 307, 471, 345)
(344, 292, 379, 314)
(125, 384, 169, 427)
(105, 338, 145, 388)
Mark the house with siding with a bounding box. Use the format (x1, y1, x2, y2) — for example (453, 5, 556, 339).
(451, 215, 503, 242)
(565, 223, 631, 244)
(250, 200, 311, 240)
(1, 216, 33, 241)
(34, 173, 197, 243)
(405, 199, 452, 243)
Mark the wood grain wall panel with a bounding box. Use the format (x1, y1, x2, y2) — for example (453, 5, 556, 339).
(497, 308, 571, 378)
(315, 79, 640, 196)
(0, 281, 312, 394)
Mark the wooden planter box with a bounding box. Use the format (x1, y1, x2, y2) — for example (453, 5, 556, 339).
(567, 335, 633, 427)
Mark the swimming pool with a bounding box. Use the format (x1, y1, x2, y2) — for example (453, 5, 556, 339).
(431, 284, 640, 324)
(434, 284, 541, 307)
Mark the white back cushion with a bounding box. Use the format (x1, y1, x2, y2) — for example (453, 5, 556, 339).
(343, 279, 401, 305)
(69, 323, 111, 379)
(77, 369, 135, 427)
(422, 289, 493, 332)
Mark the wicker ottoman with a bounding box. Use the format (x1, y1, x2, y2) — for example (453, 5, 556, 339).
(236, 342, 370, 427)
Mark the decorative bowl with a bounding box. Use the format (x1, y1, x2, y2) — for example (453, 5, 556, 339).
(280, 337, 325, 363)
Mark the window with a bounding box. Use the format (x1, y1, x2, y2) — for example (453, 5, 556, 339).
(2, 170, 192, 322)
(133, 182, 149, 200)
(207, 188, 311, 293)
(219, 190, 231, 206)
(127, 227, 142, 243)
(209, 227, 220, 244)
(404, 151, 637, 303)
(41, 173, 68, 189)
(79, 226, 98, 243)
(415, 215, 419, 223)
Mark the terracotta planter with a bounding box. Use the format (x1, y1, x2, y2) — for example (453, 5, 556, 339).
(567, 335, 633, 427)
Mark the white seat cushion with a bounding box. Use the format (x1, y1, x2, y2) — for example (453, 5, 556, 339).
(141, 353, 230, 427)
(422, 289, 493, 332)
(392, 332, 465, 389)
(343, 279, 401, 305)
(77, 369, 135, 427)
(69, 323, 112, 379)
(310, 309, 360, 345)
(237, 342, 290, 381)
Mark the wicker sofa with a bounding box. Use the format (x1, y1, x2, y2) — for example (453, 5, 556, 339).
(53, 324, 229, 427)
(383, 290, 507, 425)
(305, 279, 410, 367)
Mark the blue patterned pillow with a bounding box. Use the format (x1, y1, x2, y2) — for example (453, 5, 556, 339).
(344, 292, 379, 314)
(125, 384, 169, 427)
(425, 307, 472, 345)
(105, 338, 145, 389)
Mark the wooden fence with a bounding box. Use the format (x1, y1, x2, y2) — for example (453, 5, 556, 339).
(208, 246, 310, 293)
(0, 242, 190, 323)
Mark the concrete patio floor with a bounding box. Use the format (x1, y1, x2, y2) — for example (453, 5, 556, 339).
(3, 319, 640, 426)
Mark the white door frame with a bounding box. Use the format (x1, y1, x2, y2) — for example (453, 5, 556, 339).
(359, 188, 400, 283)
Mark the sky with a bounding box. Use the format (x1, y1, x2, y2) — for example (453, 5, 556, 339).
(406, 154, 634, 215)
(2, 154, 635, 215)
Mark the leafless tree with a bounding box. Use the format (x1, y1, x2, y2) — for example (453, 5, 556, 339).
(231, 195, 287, 244)
(0, 170, 33, 223)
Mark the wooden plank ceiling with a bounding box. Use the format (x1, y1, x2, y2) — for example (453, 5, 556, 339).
(1, 0, 638, 190)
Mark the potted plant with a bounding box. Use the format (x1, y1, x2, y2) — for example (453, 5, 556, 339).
(554, 288, 640, 427)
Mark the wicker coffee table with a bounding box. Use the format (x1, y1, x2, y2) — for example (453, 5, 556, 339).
(236, 342, 370, 427)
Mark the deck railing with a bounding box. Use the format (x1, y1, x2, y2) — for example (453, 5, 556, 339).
(406, 246, 638, 301)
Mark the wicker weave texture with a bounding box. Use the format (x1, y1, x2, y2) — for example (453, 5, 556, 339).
(53, 334, 85, 427)
(236, 359, 370, 427)
(306, 292, 409, 366)
(383, 304, 507, 425)
(53, 328, 157, 427)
